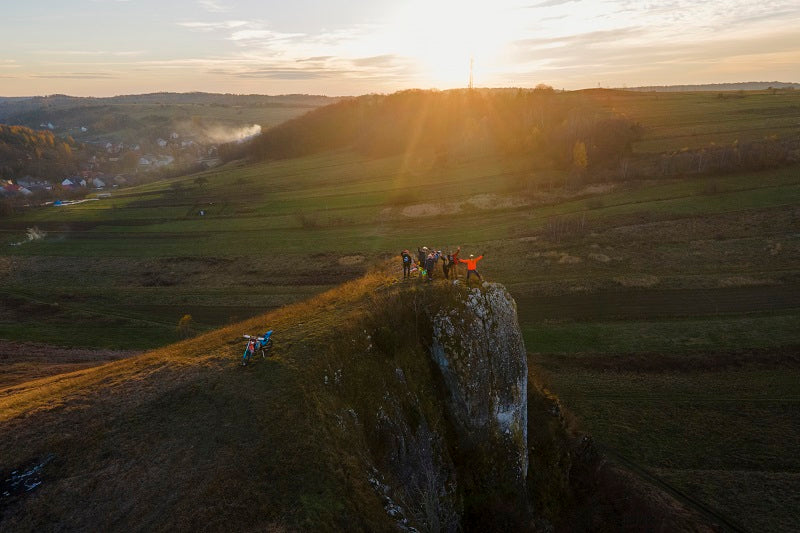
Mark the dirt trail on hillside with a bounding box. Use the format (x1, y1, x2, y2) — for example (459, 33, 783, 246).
(0, 341, 139, 390)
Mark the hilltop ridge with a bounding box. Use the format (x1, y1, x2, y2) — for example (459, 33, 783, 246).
(0, 266, 715, 531)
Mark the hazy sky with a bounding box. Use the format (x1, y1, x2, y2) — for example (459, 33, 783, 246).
(2, 0, 799, 96)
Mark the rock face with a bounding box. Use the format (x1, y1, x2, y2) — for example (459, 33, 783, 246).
(356, 280, 531, 529)
(430, 282, 528, 495)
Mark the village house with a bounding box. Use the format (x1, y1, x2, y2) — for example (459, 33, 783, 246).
(17, 177, 47, 190)
(1, 180, 33, 196)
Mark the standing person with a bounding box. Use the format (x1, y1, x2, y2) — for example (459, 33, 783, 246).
(445, 246, 461, 279)
(425, 250, 439, 282)
(417, 246, 428, 266)
(438, 250, 448, 278)
(401, 249, 412, 279)
(458, 252, 484, 284)
(417, 247, 428, 280)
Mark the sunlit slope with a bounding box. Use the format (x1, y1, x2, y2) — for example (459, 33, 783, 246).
(0, 272, 396, 532)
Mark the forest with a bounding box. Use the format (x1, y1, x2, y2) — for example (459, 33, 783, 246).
(0, 124, 84, 180)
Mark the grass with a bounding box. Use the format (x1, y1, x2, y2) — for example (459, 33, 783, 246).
(579, 89, 800, 154)
(0, 271, 400, 531)
(2, 88, 800, 530)
(530, 357, 800, 532)
(522, 313, 800, 355)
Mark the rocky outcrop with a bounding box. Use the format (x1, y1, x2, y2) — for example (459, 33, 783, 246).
(337, 280, 531, 530)
(430, 282, 529, 504)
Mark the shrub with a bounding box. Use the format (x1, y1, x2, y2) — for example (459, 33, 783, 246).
(177, 314, 193, 337)
(295, 211, 320, 229)
(543, 214, 588, 243)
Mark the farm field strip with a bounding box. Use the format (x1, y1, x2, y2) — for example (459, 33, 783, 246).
(4, 173, 797, 255)
(522, 312, 800, 355)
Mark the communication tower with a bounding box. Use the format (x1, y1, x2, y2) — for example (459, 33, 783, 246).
(469, 56, 474, 89)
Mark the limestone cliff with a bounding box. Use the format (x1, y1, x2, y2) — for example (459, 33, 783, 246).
(430, 283, 528, 495)
(326, 279, 532, 531)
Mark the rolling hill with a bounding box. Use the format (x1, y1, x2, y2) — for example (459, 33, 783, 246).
(0, 93, 337, 145)
(0, 268, 719, 531)
(2, 87, 799, 530)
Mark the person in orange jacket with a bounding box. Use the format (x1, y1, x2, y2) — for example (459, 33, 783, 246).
(458, 252, 484, 284)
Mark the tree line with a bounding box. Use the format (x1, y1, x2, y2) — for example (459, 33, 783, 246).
(0, 124, 84, 180)
(239, 88, 643, 175)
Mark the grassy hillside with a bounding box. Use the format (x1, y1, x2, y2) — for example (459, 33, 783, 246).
(0, 268, 721, 531)
(0, 272, 390, 531)
(2, 87, 799, 530)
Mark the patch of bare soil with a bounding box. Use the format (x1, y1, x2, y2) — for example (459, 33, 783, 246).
(0, 341, 139, 390)
(401, 202, 461, 217)
(338, 255, 366, 266)
(718, 276, 777, 287)
(0, 257, 14, 276)
(614, 274, 660, 287)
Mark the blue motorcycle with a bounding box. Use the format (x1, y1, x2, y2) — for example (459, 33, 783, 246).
(241, 330, 273, 366)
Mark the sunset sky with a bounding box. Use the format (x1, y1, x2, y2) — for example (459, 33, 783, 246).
(2, 0, 799, 97)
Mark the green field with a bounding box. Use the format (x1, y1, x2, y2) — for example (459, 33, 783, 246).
(2, 88, 800, 530)
(578, 89, 800, 154)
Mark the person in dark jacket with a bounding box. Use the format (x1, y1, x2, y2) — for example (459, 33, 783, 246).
(425, 250, 439, 282)
(401, 249, 412, 279)
(444, 246, 461, 279)
(417, 246, 428, 266)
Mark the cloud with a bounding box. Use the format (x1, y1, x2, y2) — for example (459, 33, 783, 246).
(505, 21, 800, 88)
(33, 50, 146, 57)
(512, 26, 646, 53)
(198, 0, 230, 13)
(228, 29, 306, 43)
(32, 72, 119, 79)
(234, 69, 337, 80)
(178, 21, 249, 32)
(296, 56, 335, 63)
(351, 55, 402, 68)
(525, 0, 578, 8)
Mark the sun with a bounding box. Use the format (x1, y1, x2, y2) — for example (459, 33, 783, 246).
(388, 1, 512, 87)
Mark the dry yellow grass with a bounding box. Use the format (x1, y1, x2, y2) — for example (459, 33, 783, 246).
(0, 266, 397, 531)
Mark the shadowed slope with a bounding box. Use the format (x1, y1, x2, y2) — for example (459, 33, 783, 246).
(0, 272, 392, 532)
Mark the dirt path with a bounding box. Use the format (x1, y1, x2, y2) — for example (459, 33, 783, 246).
(0, 341, 140, 390)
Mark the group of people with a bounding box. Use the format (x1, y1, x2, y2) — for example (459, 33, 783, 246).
(400, 246, 485, 284)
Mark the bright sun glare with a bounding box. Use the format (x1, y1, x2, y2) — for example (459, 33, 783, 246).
(389, 1, 511, 87)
